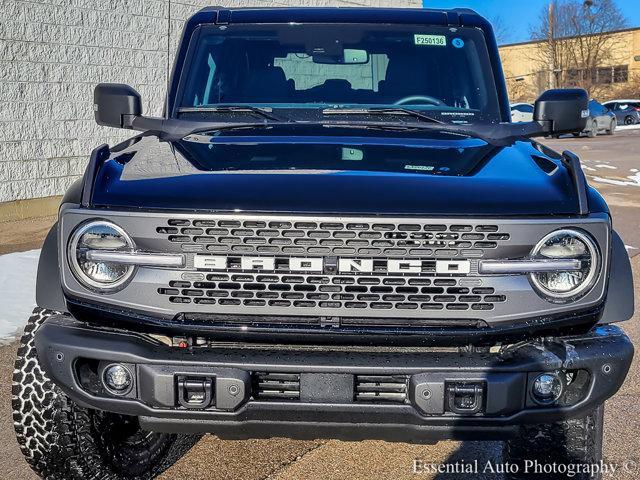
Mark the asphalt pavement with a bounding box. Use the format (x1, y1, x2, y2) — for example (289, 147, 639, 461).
(0, 129, 639, 479)
(543, 129, 640, 257)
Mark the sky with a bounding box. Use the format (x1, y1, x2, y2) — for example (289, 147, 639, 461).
(422, 0, 640, 44)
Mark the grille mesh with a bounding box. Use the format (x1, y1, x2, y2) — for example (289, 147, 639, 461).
(153, 216, 513, 319)
(157, 219, 510, 258)
(252, 373, 300, 401)
(158, 276, 504, 312)
(355, 375, 409, 403)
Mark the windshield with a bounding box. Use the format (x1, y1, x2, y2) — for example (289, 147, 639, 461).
(179, 23, 501, 124)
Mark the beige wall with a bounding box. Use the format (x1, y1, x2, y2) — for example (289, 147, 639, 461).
(499, 28, 640, 103)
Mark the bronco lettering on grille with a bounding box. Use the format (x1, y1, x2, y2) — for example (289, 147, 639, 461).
(193, 255, 471, 275)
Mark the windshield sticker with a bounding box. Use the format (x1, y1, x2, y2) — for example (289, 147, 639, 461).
(414, 34, 446, 47)
(441, 111, 476, 117)
(452, 38, 465, 48)
(405, 165, 435, 172)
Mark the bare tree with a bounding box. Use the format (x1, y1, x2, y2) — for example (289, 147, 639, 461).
(528, 0, 627, 96)
(609, 70, 640, 101)
(490, 15, 513, 45)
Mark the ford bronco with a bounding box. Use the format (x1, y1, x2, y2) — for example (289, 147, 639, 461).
(13, 7, 634, 479)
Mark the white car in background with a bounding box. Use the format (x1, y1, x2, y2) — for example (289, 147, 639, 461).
(602, 99, 640, 125)
(603, 99, 640, 110)
(510, 103, 534, 123)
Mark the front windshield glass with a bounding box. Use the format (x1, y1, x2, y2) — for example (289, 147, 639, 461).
(179, 24, 501, 124)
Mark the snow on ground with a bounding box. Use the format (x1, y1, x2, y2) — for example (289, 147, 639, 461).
(591, 172, 640, 188)
(617, 124, 640, 131)
(0, 250, 40, 344)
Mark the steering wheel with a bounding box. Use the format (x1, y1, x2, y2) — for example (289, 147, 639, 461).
(394, 95, 444, 106)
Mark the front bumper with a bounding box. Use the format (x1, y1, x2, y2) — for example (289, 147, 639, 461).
(36, 314, 633, 443)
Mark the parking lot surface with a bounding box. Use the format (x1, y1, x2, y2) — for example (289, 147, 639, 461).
(0, 129, 638, 479)
(543, 129, 640, 257)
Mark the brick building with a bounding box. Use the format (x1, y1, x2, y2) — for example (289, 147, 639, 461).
(0, 0, 420, 218)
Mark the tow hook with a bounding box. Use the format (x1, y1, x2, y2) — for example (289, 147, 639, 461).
(445, 382, 485, 415)
(177, 376, 213, 409)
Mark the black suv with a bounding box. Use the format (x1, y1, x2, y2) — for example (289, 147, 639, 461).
(13, 7, 634, 480)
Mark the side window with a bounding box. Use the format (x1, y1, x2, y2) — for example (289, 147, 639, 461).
(200, 54, 217, 106)
(181, 36, 225, 108)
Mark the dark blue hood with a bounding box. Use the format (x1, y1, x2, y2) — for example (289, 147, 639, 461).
(91, 128, 590, 216)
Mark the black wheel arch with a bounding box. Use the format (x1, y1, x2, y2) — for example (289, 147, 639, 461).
(600, 229, 634, 323)
(36, 222, 67, 313)
(36, 180, 83, 314)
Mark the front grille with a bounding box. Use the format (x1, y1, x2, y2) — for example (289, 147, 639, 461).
(158, 276, 505, 312)
(355, 375, 409, 403)
(157, 218, 510, 258)
(252, 372, 300, 401)
(152, 216, 513, 319)
(61, 209, 611, 329)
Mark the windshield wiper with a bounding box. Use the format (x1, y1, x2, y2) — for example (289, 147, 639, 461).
(322, 107, 444, 124)
(130, 115, 529, 147)
(179, 105, 283, 122)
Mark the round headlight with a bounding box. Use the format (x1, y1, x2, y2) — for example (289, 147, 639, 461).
(69, 220, 135, 291)
(529, 229, 599, 300)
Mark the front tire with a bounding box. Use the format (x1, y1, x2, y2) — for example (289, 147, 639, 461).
(503, 405, 604, 479)
(606, 119, 616, 135)
(12, 308, 201, 480)
(587, 121, 598, 138)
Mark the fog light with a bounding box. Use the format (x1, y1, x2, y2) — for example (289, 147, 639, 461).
(103, 364, 132, 394)
(531, 372, 563, 404)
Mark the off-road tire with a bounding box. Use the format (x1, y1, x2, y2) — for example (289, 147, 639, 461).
(12, 307, 201, 480)
(503, 405, 604, 479)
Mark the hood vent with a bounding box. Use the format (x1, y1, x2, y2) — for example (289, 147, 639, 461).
(355, 375, 409, 403)
(252, 372, 300, 401)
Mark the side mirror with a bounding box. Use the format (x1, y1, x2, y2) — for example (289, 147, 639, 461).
(533, 89, 589, 136)
(94, 83, 142, 128)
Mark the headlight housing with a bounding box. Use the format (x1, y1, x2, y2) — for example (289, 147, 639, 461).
(529, 229, 600, 301)
(68, 220, 135, 291)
